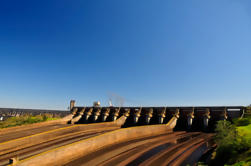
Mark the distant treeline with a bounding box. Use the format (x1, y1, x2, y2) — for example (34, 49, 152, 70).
(0, 108, 70, 121)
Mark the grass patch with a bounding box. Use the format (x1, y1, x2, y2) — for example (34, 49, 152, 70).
(228, 161, 251, 166)
(0, 114, 60, 129)
(237, 124, 251, 146)
(233, 118, 251, 126)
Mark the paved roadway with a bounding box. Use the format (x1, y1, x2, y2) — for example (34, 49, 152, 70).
(64, 131, 213, 166)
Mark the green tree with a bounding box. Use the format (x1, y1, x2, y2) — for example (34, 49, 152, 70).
(215, 120, 238, 147)
(211, 120, 250, 165)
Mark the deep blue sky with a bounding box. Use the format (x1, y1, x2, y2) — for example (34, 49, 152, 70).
(0, 0, 251, 110)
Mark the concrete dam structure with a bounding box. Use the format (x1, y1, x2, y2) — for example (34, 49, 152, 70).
(70, 103, 245, 131)
(0, 101, 246, 166)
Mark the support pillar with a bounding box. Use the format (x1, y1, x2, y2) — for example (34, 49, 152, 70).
(187, 108, 195, 129)
(158, 108, 166, 124)
(133, 108, 142, 124)
(84, 108, 93, 122)
(145, 108, 153, 124)
(123, 108, 130, 120)
(93, 108, 101, 122)
(112, 108, 120, 121)
(203, 108, 211, 129)
(102, 108, 110, 122)
(220, 107, 228, 120)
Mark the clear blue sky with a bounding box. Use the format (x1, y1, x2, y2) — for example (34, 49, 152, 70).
(0, 0, 251, 110)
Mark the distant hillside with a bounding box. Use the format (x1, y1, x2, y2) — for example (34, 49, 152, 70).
(0, 108, 70, 121)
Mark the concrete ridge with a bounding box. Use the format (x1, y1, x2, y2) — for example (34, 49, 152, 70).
(0, 116, 127, 157)
(15, 117, 178, 166)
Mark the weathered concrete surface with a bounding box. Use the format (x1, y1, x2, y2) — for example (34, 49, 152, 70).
(0, 116, 127, 157)
(0, 128, 117, 166)
(0, 124, 71, 143)
(172, 140, 213, 166)
(135, 133, 213, 166)
(0, 114, 73, 135)
(66, 131, 190, 166)
(15, 117, 177, 166)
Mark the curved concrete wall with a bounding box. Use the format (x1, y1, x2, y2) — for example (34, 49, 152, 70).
(0, 116, 127, 156)
(16, 117, 178, 166)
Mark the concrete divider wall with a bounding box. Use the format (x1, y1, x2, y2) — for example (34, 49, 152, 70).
(16, 117, 178, 166)
(1, 116, 127, 156)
